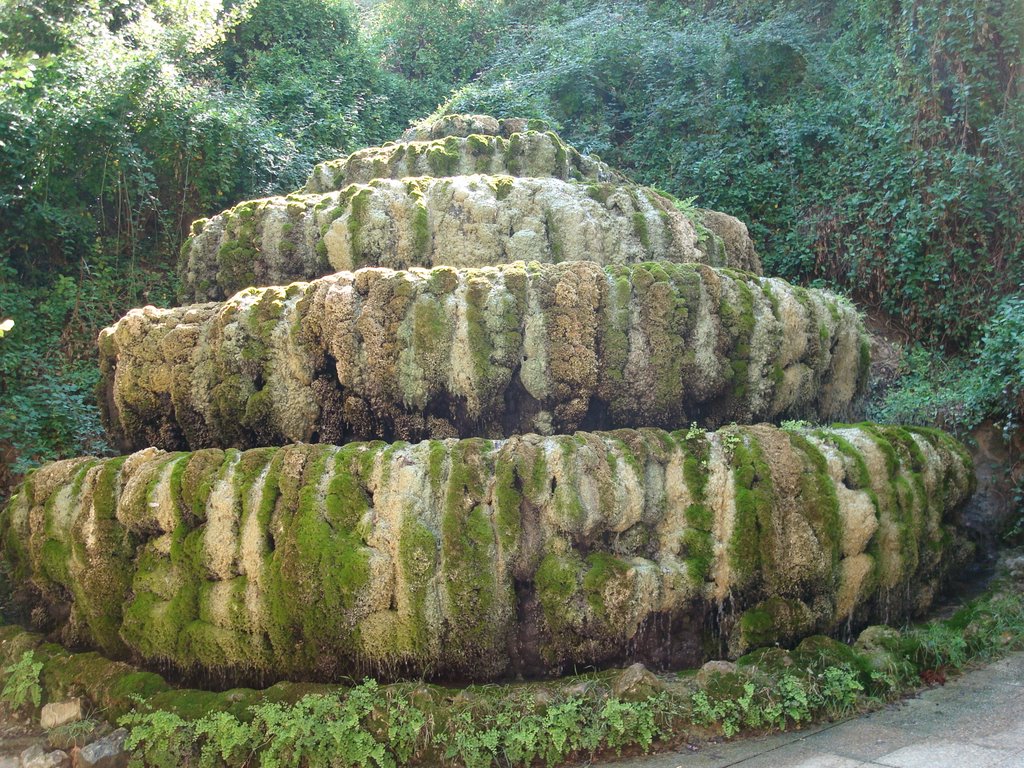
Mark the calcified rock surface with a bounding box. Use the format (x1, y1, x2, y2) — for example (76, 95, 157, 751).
(303, 131, 622, 194)
(0, 114, 978, 687)
(399, 114, 536, 141)
(100, 261, 870, 453)
(0, 425, 973, 682)
(178, 116, 761, 303)
(179, 176, 759, 303)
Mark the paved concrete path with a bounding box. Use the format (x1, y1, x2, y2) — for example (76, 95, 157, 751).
(610, 652, 1024, 768)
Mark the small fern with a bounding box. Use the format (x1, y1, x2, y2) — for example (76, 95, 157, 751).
(1, 650, 43, 711)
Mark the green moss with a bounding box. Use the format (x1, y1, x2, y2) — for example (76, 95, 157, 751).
(717, 277, 757, 403)
(543, 209, 563, 261)
(439, 441, 504, 662)
(426, 440, 447, 490)
(682, 528, 714, 584)
(599, 269, 632, 386)
(582, 553, 629, 619)
(586, 182, 614, 205)
(738, 597, 813, 649)
(786, 431, 843, 571)
(491, 174, 515, 201)
(347, 187, 373, 269)
(412, 203, 430, 258)
(792, 635, 872, 679)
(463, 277, 493, 384)
(261, 447, 369, 670)
(216, 204, 264, 295)
(636, 264, 696, 418)
(858, 338, 871, 386)
(505, 133, 524, 175)
(120, 517, 205, 667)
(516, 445, 549, 500)
(466, 134, 493, 172)
(545, 131, 568, 169)
(535, 551, 582, 639)
(426, 137, 462, 176)
(492, 458, 521, 556)
(395, 517, 437, 658)
(178, 450, 226, 521)
(815, 431, 871, 490)
(728, 429, 776, 589)
(411, 297, 448, 363)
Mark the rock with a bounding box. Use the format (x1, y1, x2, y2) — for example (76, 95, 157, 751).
(399, 114, 539, 142)
(735, 647, 794, 676)
(854, 625, 909, 676)
(101, 261, 869, 453)
(22, 747, 69, 768)
(304, 130, 619, 194)
(0, 756, 19, 768)
(854, 625, 901, 654)
(612, 663, 666, 701)
(2, 424, 973, 684)
(696, 209, 761, 274)
(74, 729, 128, 768)
(179, 175, 718, 303)
(40, 699, 83, 730)
(0, 110, 979, 691)
(696, 660, 738, 687)
(180, 117, 760, 302)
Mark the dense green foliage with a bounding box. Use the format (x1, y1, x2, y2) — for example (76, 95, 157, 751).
(0, 0, 1021, 491)
(443, 0, 1023, 350)
(0, 0, 402, 485)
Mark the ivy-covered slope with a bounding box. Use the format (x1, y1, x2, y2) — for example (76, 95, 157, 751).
(1, 424, 972, 683)
(100, 261, 868, 453)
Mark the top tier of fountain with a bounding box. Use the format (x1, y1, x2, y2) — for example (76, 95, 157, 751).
(178, 114, 761, 304)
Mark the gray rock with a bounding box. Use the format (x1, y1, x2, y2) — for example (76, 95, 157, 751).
(23, 748, 70, 768)
(20, 745, 44, 764)
(41, 698, 83, 730)
(612, 662, 666, 701)
(696, 659, 739, 687)
(74, 728, 128, 768)
(0, 756, 19, 768)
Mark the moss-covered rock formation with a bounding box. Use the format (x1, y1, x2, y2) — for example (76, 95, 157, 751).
(179, 175, 760, 303)
(101, 261, 869, 452)
(178, 117, 760, 302)
(1, 425, 973, 683)
(0, 114, 980, 697)
(398, 114, 541, 142)
(302, 131, 621, 193)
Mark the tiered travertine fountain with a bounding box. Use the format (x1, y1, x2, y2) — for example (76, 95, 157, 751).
(1, 115, 974, 684)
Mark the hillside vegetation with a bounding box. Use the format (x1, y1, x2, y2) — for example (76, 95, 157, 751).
(0, 0, 1020, 505)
